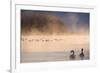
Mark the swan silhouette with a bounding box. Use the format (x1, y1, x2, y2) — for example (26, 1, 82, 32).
(70, 50, 75, 59)
(79, 48, 84, 58)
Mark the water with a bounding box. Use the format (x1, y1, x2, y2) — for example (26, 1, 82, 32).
(21, 50, 89, 63)
(20, 35, 89, 63)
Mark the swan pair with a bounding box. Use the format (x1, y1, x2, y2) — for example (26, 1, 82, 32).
(70, 48, 84, 59)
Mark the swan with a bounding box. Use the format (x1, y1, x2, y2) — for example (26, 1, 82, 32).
(70, 50, 75, 59)
(79, 48, 84, 57)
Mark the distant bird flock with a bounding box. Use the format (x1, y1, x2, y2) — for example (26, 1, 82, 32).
(21, 38, 63, 42)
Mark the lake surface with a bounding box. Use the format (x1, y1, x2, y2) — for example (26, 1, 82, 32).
(20, 35, 89, 63)
(21, 50, 89, 63)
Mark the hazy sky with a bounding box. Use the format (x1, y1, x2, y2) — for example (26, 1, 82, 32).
(21, 10, 89, 33)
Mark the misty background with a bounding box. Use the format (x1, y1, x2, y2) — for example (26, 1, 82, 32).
(21, 10, 89, 35)
(20, 10, 90, 62)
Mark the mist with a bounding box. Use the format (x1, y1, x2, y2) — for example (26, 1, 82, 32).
(21, 10, 67, 35)
(21, 10, 89, 35)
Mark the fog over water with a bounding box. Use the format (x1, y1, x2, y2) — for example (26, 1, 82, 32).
(20, 10, 90, 63)
(21, 10, 89, 35)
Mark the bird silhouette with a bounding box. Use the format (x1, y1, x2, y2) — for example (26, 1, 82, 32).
(70, 50, 75, 59)
(79, 48, 84, 59)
